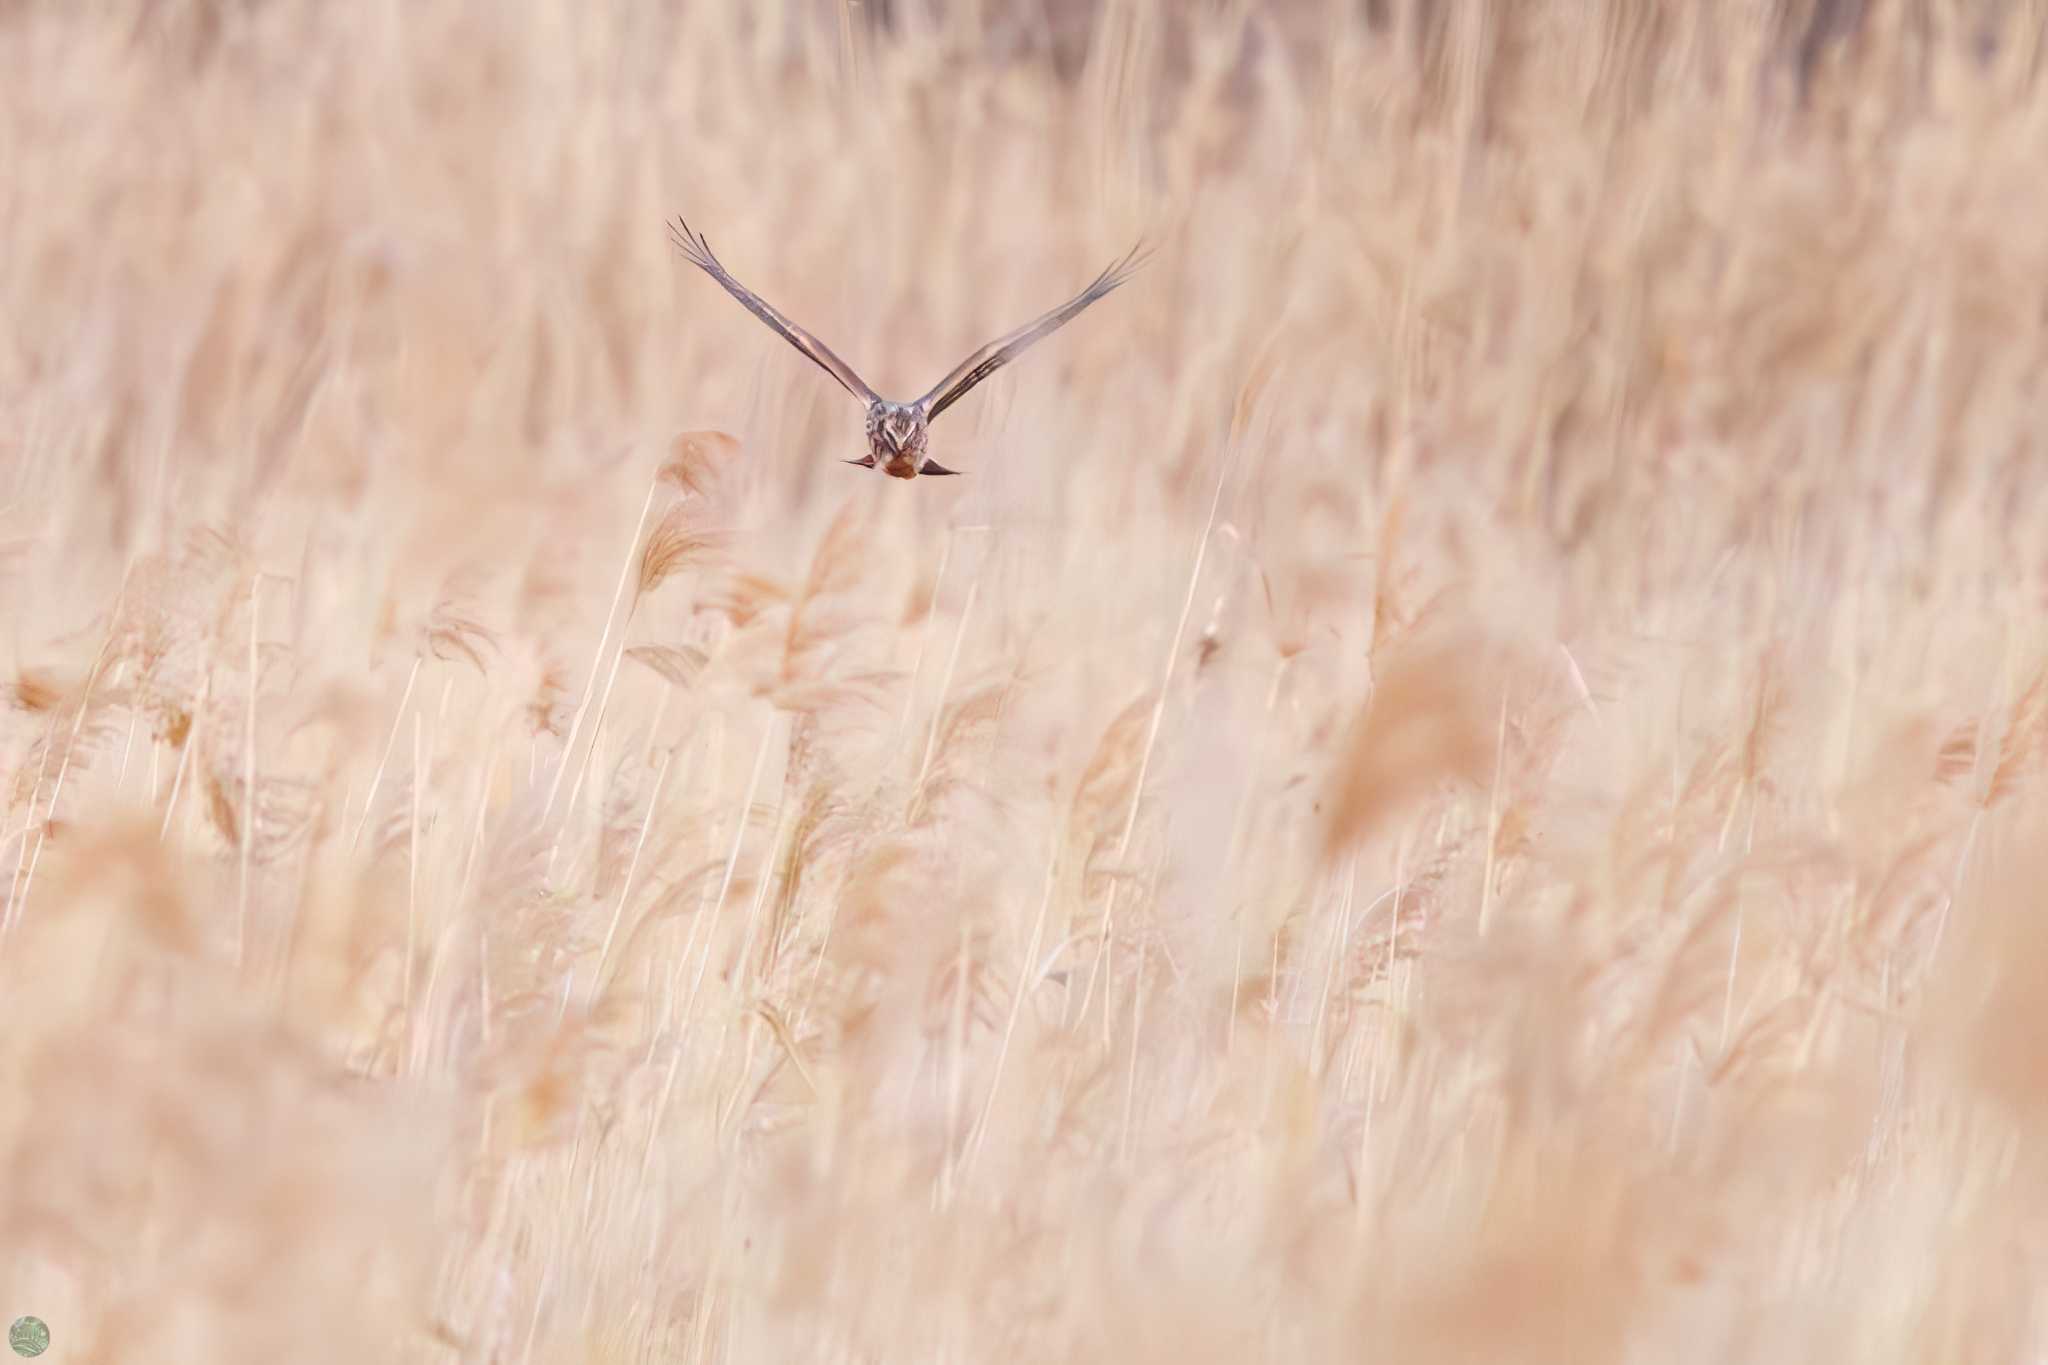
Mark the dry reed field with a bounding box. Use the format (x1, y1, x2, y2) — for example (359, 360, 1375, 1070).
(6, 0, 2048, 1359)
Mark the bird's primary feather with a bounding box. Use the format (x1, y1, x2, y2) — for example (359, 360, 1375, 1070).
(918, 241, 1152, 423)
(668, 217, 881, 405)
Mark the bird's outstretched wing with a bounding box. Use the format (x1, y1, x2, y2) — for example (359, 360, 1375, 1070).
(918, 241, 1150, 423)
(669, 216, 880, 405)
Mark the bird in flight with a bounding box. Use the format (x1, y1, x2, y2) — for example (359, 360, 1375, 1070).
(669, 216, 1148, 479)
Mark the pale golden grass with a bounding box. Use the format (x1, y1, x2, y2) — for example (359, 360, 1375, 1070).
(4, 0, 2048, 1360)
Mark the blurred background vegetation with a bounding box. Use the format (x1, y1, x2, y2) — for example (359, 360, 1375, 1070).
(3, 1, 2047, 1361)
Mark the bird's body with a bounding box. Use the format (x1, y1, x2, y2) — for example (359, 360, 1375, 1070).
(669, 217, 1146, 479)
(862, 401, 931, 479)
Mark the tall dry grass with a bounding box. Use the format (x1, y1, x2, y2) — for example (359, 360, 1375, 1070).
(4, 0, 2048, 1359)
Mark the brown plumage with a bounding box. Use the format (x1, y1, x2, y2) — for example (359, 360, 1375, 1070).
(669, 216, 1147, 479)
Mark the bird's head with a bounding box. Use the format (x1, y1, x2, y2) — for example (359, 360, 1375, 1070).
(865, 401, 930, 479)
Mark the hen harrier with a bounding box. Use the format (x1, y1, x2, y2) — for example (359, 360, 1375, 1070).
(669, 216, 1147, 479)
